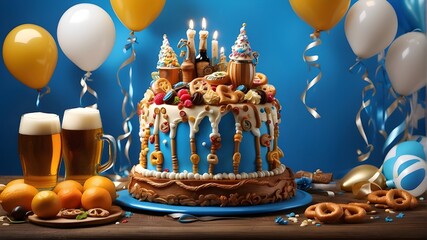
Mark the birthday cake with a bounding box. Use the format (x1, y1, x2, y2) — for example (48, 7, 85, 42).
(128, 23, 296, 206)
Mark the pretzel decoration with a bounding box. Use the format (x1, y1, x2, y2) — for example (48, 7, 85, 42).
(60, 209, 84, 219)
(87, 208, 110, 218)
(216, 85, 239, 104)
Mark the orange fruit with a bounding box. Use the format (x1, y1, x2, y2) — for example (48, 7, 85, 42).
(53, 180, 84, 194)
(83, 176, 117, 200)
(31, 191, 62, 219)
(81, 187, 112, 211)
(0, 183, 38, 214)
(5, 178, 25, 187)
(57, 187, 82, 209)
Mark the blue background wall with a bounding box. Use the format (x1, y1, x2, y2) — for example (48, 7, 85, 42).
(0, 0, 424, 178)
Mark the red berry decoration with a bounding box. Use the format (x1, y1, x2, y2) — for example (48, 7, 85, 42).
(153, 93, 166, 105)
(183, 99, 193, 108)
(177, 89, 190, 98)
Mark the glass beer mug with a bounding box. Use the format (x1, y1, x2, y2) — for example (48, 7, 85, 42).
(61, 107, 116, 184)
(18, 112, 62, 190)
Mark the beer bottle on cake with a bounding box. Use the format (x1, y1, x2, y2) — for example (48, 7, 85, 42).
(196, 18, 211, 77)
(228, 23, 258, 89)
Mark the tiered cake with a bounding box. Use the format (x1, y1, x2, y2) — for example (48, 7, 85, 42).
(128, 23, 296, 206)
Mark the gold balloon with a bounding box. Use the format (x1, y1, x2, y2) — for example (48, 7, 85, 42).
(110, 0, 166, 32)
(289, 0, 350, 31)
(339, 164, 386, 192)
(2, 24, 57, 90)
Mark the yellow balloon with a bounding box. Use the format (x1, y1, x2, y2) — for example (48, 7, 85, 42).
(339, 164, 387, 192)
(2, 24, 58, 90)
(289, 0, 350, 31)
(110, 0, 166, 32)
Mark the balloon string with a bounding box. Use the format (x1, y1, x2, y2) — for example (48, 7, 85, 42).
(79, 71, 98, 109)
(36, 86, 51, 108)
(349, 59, 376, 162)
(116, 31, 137, 176)
(301, 30, 322, 119)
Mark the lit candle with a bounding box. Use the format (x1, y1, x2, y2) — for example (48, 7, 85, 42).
(211, 31, 218, 66)
(186, 19, 196, 64)
(199, 18, 209, 51)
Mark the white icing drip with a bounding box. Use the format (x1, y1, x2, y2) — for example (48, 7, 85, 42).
(134, 164, 287, 180)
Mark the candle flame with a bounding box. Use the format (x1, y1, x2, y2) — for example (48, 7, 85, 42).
(189, 19, 194, 30)
(202, 17, 207, 30)
(213, 31, 218, 40)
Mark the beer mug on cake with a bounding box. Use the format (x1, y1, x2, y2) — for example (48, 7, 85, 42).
(18, 112, 62, 190)
(227, 23, 258, 89)
(61, 107, 117, 184)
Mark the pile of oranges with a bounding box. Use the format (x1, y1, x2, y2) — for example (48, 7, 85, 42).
(0, 176, 116, 219)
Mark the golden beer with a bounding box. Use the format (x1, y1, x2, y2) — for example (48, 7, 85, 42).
(62, 107, 116, 184)
(18, 112, 61, 190)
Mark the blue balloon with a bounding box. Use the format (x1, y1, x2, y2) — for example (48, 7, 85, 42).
(390, 0, 426, 32)
(383, 141, 426, 182)
(403, 0, 426, 32)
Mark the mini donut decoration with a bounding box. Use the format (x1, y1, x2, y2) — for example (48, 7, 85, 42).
(252, 72, 268, 87)
(204, 71, 231, 86)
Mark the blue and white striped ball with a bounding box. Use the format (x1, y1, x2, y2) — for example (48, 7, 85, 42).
(383, 141, 426, 181)
(392, 154, 427, 197)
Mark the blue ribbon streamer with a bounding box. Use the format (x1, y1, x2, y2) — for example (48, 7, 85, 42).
(79, 71, 98, 109)
(382, 94, 408, 154)
(115, 31, 137, 177)
(35, 86, 51, 107)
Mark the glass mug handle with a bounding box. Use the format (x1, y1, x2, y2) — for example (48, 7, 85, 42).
(97, 134, 117, 174)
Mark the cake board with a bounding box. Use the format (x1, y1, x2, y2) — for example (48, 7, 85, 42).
(115, 189, 312, 216)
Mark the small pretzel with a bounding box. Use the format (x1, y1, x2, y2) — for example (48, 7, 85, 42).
(340, 204, 367, 223)
(367, 190, 388, 204)
(190, 77, 211, 95)
(304, 203, 320, 219)
(60, 209, 84, 219)
(87, 208, 110, 218)
(314, 202, 343, 223)
(348, 202, 373, 213)
(385, 189, 412, 210)
(216, 85, 239, 104)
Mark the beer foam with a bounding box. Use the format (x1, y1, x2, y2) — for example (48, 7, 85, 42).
(19, 112, 61, 135)
(62, 107, 102, 130)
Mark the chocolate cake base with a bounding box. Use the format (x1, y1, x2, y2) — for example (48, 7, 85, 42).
(128, 166, 296, 207)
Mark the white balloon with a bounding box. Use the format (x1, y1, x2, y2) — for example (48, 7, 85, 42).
(385, 32, 426, 96)
(57, 3, 116, 72)
(344, 0, 397, 59)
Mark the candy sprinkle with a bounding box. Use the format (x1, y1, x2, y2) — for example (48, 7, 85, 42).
(385, 216, 393, 222)
(396, 212, 405, 219)
(275, 216, 288, 225)
(286, 212, 296, 218)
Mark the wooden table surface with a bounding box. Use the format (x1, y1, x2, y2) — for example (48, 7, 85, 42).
(1, 176, 426, 240)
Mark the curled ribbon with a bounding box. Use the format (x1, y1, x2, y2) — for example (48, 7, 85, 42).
(301, 30, 322, 119)
(349, 59, 376, 162)
(382, 93, 408, 153)
(79, 71, 98, 109)
(36, 86, 51, 107)
(115, 31, 137, 177)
